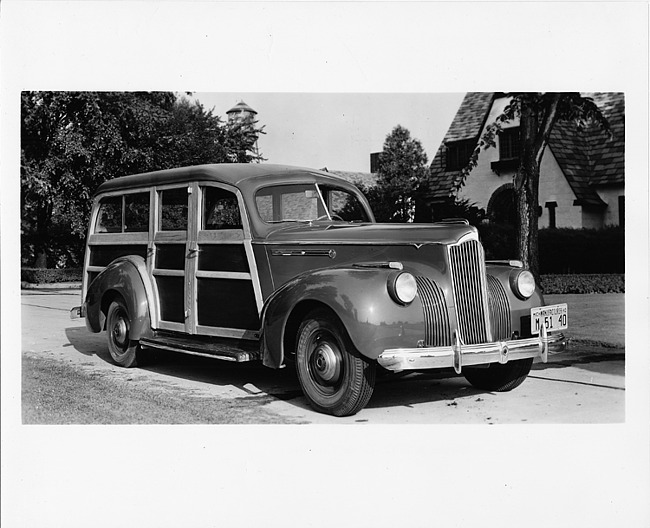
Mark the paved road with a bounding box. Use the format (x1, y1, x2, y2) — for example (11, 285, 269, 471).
(21, 289, 625, 424)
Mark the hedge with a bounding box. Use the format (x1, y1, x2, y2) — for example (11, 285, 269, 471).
(479, 225, 624, 274)
(541, 274, 624, 294)
(21, 268, 82, 284)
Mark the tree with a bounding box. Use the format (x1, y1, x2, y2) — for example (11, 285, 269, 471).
(21, 92, 264, 268)
(376, 125, 429, 222)
(456, 93, 610, 280)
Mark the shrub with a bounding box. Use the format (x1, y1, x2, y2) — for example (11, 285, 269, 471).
(21, 268, 83, 284)
(539, 227, 624, 274)
(478, 226, 625, 274)
(541, 274, 624, 294)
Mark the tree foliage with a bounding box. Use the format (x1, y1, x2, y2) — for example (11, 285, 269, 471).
(21, 91, 264, 267)
(455, 93, 610, 280)
(375, 125, 429, 222)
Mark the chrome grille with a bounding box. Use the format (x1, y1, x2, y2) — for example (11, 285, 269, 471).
(415, 276, 451, 347)
(487, 274, 511, 340)
(448, 239, 490, 344)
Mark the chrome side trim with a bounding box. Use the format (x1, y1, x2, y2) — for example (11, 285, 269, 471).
(271, 248, 336, 258)
(377, 333, 567, 373)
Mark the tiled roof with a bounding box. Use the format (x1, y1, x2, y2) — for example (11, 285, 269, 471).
(324, 169, 378, 189)
(428, 92, 495, 200)
(429, 92, 625, 205)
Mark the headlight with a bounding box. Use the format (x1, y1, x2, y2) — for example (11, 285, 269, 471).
(511, 270, 536, 299)
(388, 272, 417, 305)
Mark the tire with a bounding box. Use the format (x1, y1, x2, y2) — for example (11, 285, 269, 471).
(295, 309, 375, 416)
(106, 299, 139, 368)
(463, 358, 533, 392)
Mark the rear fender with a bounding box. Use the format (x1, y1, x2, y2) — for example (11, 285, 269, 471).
(85, 256, 156, 341)
(261, 267, 424, 368)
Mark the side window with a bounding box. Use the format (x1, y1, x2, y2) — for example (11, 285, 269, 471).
(124, 192, 150, 233)
(203, 187, 242, 230)
(95, 196, 122, 233)
(160, 188, 188, 231)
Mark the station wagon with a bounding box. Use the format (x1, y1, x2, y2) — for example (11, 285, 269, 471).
(72, 163, 567, 416)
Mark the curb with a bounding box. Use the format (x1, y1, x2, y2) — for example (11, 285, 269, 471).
(21, 282, 82, 290)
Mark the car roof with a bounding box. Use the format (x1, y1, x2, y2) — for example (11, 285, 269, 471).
(95, 163, 357, 196)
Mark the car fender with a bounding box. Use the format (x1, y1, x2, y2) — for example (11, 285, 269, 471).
(485, 263, 544, 335)
(261, 267, 425, 368)
(85, 255, 155, 341)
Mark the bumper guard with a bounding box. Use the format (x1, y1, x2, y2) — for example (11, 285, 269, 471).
(377, 326, 567, 374)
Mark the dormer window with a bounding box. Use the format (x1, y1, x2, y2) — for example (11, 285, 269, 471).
(499, 127, 521, 160)
(445, 139, 475, 171)
(491, 127, 521, 174)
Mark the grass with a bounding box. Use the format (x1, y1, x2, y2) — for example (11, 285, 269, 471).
(22, 353, 306, 424)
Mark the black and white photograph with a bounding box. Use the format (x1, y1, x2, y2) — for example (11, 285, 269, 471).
(2, 2, 648, 528)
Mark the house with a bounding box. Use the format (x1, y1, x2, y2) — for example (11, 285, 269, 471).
(428, 92, 625, 229)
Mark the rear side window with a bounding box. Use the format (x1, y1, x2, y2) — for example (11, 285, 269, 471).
(125, 193, 150, 232)
(95, 193, 150, 234)
(95, 196, 122, 233)
(160, 188, 188, 231)
(203, 187, 242, 230)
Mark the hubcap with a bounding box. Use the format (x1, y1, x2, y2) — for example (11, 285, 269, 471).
(310, 340, 342, 385)
(112, 317, 128, 347)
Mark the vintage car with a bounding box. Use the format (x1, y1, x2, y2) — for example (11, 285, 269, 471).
(72, 163, 567, 416)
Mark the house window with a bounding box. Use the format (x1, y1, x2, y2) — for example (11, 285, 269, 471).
(370, 152, 382, 173)
(499, 127, 521, 160)
(618, 196, 625, 228)
(545, 201, 557, 229)
(446, 139, 475, 171)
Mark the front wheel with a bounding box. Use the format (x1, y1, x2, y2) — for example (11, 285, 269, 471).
(295, 309, 375, 416)
(106, 299, 139, 367)
(463, 358, 533, 392)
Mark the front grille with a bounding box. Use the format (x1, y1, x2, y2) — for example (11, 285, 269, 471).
(448, 239, 490, 344)
(415, 276, 451, 347)
(487, 274, 511, 340)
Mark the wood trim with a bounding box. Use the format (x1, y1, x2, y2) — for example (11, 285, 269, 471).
(154, 232, 187, 243)
(195, 325, 260, 340)
(195, 270, 252, 280)
(153, 269, 184, 277)
(158, 321, 186, 333)
(88, 233, 149, 245)
(197, 230, 244, 243)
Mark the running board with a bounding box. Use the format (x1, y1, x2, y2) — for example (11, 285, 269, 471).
(140, 334, 260, 362)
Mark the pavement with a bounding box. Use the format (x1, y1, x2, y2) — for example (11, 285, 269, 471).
(21, 284, 625, 349)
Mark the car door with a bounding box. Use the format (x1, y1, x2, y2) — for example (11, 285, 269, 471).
(189, 183, 262, 340)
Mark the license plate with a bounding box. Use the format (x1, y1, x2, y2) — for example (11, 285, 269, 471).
(530, 303, 568, 335)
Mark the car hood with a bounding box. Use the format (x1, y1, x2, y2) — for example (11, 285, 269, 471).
(261, 222, 477, 246)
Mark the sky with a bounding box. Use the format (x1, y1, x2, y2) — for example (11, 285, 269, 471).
(191, 92, 466, 173)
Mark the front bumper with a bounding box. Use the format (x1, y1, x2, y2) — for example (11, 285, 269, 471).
(377, 327, 567, 374)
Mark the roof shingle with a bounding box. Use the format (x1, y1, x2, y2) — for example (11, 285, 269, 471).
(428, 92, 625, 205)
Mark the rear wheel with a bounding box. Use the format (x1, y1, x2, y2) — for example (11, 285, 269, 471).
(106, 299, 139, 367)
(463, 358, 533, 392)
(295, 309, 375, 416)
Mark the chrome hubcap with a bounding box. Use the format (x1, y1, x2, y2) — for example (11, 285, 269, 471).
(112, 318, 128, 347)
(311, 341, 341, 385)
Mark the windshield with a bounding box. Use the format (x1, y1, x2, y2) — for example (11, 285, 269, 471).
(255, 183, 371, 223)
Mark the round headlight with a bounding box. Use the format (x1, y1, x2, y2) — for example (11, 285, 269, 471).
(512, 270, 536, 299)
(388, 272, 417, 305)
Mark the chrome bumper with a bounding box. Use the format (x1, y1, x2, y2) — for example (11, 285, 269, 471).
(377, 327, 567, 374)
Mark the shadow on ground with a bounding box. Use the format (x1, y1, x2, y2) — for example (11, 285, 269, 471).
(64, 327, 624, 414)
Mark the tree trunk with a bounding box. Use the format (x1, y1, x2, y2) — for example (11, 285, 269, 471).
(515, 97, 541, 282)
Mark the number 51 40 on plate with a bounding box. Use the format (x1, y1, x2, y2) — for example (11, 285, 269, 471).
(530, 303, 568, 335)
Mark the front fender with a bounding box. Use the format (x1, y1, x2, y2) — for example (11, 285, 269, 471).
(261, 267, 426, 368)
(85, 255, 155, 341)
